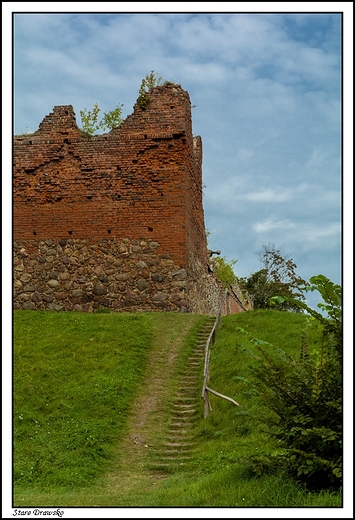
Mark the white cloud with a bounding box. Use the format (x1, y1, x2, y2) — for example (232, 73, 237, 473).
(252, 217, 341, 253)
(300, 222, 341, 244)
(245, 188, 292, 202)
(252, 216, 297, 233)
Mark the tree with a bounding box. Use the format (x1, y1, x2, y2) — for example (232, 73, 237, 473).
(238, 244, 307, 311)
(137, 70, 165, 109)
(79, 103, 123, 135)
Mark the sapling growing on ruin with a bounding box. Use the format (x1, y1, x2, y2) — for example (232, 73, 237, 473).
(138, 70, 165, 109)
(80, 103, 123, 135)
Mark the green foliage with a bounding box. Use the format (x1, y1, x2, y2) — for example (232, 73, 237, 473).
(100, 104, 124, 131)
(210, 256, 237, 288)
(138, 70, 164, 109)
(80, 102, 123, 135)
(238, 244, 307, 310)
(240, 275, 342, 490)
(271, 274, 342, 349)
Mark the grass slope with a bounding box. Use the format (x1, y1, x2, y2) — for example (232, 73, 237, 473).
(13, 309, 342, 508)
(14, 311, 154, 488)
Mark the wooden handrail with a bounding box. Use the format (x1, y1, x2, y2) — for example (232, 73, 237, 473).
(201, 288, 239, 418)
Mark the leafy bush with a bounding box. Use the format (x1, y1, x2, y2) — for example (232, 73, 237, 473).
(137, 70, 165, 109)
(239, 275, 342, 490)
(210, 256, 237, 288)
(80, 103, 123, 135)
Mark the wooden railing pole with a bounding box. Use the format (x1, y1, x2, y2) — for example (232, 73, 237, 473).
(201, 289, 228, 418)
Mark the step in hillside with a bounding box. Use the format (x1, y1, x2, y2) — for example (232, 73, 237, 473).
(149, 317, 215, 470)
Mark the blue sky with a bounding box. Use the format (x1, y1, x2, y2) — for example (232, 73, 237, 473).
(5, 5, 352, 313)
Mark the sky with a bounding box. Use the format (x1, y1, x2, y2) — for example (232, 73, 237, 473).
(3, 3, 354, 514)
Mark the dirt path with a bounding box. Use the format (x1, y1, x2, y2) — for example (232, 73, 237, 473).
(102, 314, 210, 497)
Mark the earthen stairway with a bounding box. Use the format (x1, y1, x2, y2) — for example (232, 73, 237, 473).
(149, 316, 215, 470)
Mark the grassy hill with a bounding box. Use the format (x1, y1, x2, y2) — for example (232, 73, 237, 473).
(13, 309, 342, 507)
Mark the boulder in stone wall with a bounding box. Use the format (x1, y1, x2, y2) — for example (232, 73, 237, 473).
(137, 279, 149, 291)
(116, 273, 129, 281)
(58, 272, 71, 281)
(23, 285, 36, 292)
(152, 274, 164, 282)
(172, 269, 187, 280)
(20, 273, 32, 283)
(94, 265, 104, 276)
(92, 285, 107, 296)
(47, 303, 63, 311)
(48, 280, 60, 288)
(55, 292, 68, 300)
(23, 302, 36, 310)
(152, 292, 168, 302)
(31, 292, 42, 302)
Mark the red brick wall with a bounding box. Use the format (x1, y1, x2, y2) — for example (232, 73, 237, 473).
(14, 85, 208, 268)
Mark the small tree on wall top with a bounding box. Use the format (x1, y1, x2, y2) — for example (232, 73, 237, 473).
(138, 70, 165, 109)
(80, 103, 123, 135)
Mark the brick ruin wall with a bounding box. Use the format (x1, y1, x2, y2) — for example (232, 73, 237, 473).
(13, 84, 247, 314)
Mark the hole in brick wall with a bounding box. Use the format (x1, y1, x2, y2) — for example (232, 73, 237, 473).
(68, 230, 73, 235)
(86, 196, 92, 200)
(63, 139, 70, 144)
(144, 134, 147, 139)
(29, 141, 32, 145)
(148, 227, 153, 232)
(117, 166, 121, 170)
(160, 192, 164, 196)
(65, 111, 69, 115)
(170, 106, 175, 109)
(107, 229, 111, 234)
(33, 231, 37, 236)
(132, 159, 138, 164)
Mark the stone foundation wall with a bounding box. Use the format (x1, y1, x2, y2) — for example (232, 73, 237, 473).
(13, 238, 190, 313)
(13, 238, 248, 315)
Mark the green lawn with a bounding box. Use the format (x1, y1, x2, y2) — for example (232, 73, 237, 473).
(13, 309, 342, 508)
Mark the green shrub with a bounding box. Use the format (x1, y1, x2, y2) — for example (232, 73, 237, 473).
(137, 71, 164, 109)
(240, 275, 342, 490)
